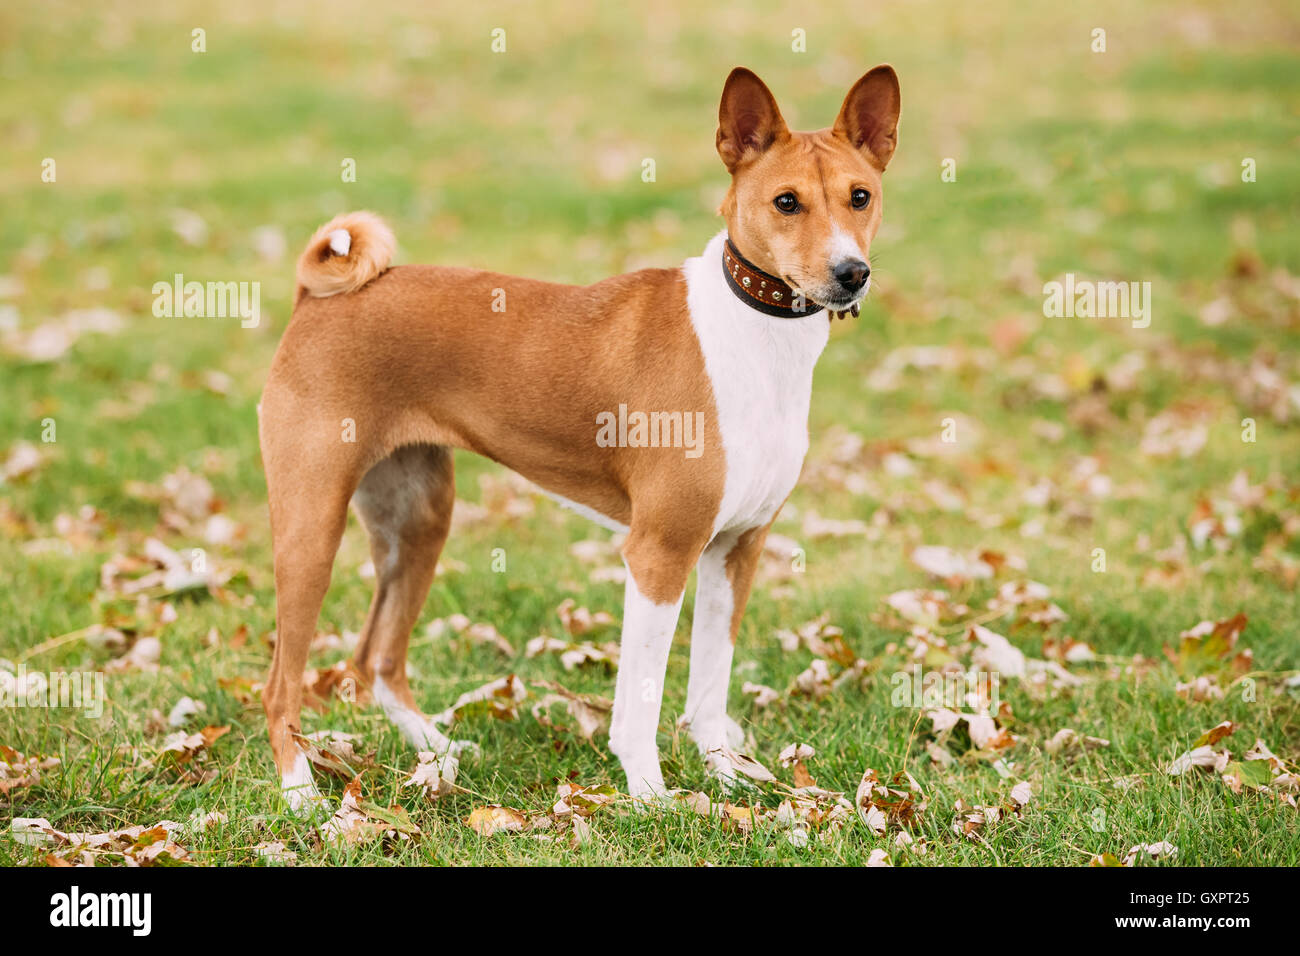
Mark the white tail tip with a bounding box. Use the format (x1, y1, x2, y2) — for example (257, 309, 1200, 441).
(327, 229, 351, 256)
(295, 211, 396, 299)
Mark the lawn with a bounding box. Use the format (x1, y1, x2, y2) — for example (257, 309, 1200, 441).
(1, 0, 1298, 865)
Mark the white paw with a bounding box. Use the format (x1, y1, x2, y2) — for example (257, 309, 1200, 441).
(413, 723, 478, 762)
(621, 762, 668, 809)
(703, 746, 770, 795)
(282, 785, 326, 815)
(720, 714, 745, 750)
(281, 753, 326, 816)
(703, 749, 743, 790)
(686, 713, 747, 755)
(374, 676, 477, 758)
(628, 783, 675, 813)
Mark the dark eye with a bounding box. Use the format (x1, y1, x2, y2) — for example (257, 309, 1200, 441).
(851, 188, 871, 209)
(773, 193, 800, 214)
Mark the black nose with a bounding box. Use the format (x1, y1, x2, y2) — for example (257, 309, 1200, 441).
(833, 258, 870, 293)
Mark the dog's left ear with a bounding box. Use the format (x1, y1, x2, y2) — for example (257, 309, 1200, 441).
(833, 65, 901, 169)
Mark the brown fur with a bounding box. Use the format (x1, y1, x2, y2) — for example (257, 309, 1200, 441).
(716, 67, 899, 302)
(260, 65, 900, 786)
(295, 211, 396, 301)
(723, 522, 774, 644)
(261, 260, 724, 775)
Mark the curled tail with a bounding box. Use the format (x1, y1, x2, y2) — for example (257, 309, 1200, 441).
(295, 211, 396, 300)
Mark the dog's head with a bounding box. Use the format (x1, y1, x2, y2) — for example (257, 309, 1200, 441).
(716, 65, 900, 312)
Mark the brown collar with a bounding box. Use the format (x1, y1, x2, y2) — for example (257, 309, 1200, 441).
(721, 238, 823, 318)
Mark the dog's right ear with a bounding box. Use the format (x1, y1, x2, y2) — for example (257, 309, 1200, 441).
(716, 67, 789, 173)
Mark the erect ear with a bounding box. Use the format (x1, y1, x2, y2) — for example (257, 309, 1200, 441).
(716, 67, 789, 173)
(833, 65, 901, 169)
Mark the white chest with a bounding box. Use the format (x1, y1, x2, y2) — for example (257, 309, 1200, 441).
(684, 232, 830, 536)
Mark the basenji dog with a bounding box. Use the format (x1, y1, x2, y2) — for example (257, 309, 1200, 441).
(260, 65, 900, 810)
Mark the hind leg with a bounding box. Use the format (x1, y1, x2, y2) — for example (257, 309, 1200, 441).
(351, 445, 471, 755)
(264, 463, 354, 814)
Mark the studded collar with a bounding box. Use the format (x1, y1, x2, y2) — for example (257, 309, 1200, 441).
(721, 237, 824, 318)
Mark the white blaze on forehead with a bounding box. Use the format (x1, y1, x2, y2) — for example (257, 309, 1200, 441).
(327, 229, 351, 256)
(827, 226, 864, 264)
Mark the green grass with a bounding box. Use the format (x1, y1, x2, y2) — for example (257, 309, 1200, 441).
(1, 0, 1298, 865)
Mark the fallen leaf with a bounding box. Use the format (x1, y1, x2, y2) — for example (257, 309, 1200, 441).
(911, 545, 995, 584)
(433, 674, 528, 724)
(855, 768, 926, 835)
(406, 750, 459, 800)
(321, 776, 420, 846)
(1124, 841, 1179, 866)
(741, 681, 781, 709)
(530, 679, 612, 742)
(465, 805, 528, 837)
(556, 598, 618, 636)
(299, 730, 372, 779)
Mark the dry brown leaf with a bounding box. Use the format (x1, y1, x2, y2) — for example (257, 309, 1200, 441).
(530, 680, 612, 742)
(556, 598, 619, 636)
(406, 750, 459, 800)
(298, 730, 372, 779)
(465, 805, 528, 837)
(320, 776, 420, 846)
(433, 674, 527, 724)
(12, 817, 190, 866)
(855, 768, 926, 835)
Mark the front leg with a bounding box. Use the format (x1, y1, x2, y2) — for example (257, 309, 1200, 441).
(608, 527, 701, 801)
(683, 525, 770, 780)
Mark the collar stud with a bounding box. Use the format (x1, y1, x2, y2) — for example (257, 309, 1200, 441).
(721, 237, 823, 318)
